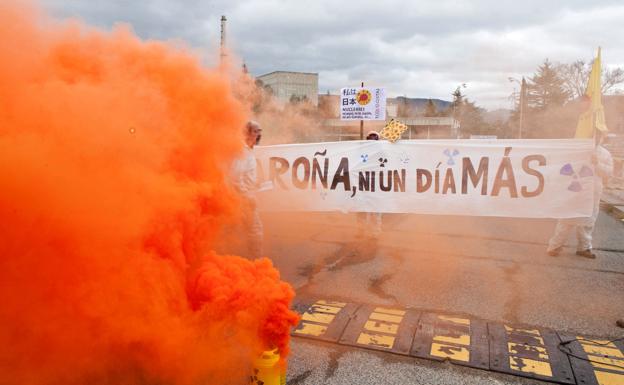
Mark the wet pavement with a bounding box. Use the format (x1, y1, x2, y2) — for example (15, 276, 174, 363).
(263, 210, 624, 384)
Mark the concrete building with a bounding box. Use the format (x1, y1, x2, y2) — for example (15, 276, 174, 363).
(257, 71, 318, 106)
(318, 117, 460, 141)
(317, 94, 459, 141)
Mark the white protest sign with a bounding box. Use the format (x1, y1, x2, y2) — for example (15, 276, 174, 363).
(340, 87, 386, 120)
(254, 139, 595, 218)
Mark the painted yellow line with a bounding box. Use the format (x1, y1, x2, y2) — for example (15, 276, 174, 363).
(578, 337, 618, 348)
(369, 311, 403, 324)
(430, 342, 470, 362)
(581, 345, 624, 359)
(310, 304, 342, 314)
(506, 333, 545, 346)
(433, 334, 471, 346)
(504, 325, 541, 337)
(437, 315, 470, 326)
(364, 320, 399, 334)
(301, 311, 335, 324)
(294, 322, 327, 337)
(595, 371, 624, 385)
(509, 356, 553, 377)
(374, 307, 406, 316)
(585, 354, 624, 371)
(317, 300, 346, 307)
(357, 332, 395, 349)
(508, 342, 549, 360)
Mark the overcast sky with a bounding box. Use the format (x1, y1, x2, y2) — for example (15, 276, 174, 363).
(41, 0, 624, 110)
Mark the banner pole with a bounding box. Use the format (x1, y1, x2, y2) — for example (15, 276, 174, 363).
(359, 81, 364, 140)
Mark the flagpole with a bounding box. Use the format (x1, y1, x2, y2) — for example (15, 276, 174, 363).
(360, 81, 364, 140)
(519, 77, 526, 139)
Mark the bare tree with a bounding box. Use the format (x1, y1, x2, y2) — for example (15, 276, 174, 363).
(556, 60, 624, 99)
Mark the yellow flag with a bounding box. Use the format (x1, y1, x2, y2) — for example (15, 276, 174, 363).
(575, 47, 608, 138)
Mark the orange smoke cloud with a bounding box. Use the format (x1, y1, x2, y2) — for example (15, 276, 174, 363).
(0, 2, 298, 384)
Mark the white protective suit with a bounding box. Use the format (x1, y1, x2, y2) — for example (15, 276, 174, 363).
(231, 144, 263, 259)
(547, 145, 614, 252)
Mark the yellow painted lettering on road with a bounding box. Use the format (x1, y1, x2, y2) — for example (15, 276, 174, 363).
(430, 342, 469, 362)
(433, 334, 471, 346)
(581, 345, 624, 359)
(586, 355, 624, 371)
(507, 342, 549, 360)
(595, 371, 624, 385)
(504, 325, 552, 377)
(509, 357, 553, 377)
(357, 332, 395, 349)
(294, 323, 327, 337)
(578, 338, 618, 348)
(505, 325, 541, 336)
(364, 320, 399, 334)
(310, 304, 342, 314)
(301, 311, 335, 324)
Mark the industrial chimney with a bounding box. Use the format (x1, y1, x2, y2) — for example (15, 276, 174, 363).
(220, 15, 227, 63)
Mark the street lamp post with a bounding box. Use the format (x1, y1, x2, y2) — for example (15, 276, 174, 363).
(508, 77, 526, 139)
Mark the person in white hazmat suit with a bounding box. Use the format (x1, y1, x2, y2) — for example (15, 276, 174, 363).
(230, 120, 263, 259)
(547, 132, 614, 259)
(357, 131, 383, 237)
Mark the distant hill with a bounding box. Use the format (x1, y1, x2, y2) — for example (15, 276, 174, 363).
(392, 96, 452, 112)
(483, 108, 512, 124)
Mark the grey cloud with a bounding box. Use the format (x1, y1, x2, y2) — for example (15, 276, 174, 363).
(40, 0, 624, 109)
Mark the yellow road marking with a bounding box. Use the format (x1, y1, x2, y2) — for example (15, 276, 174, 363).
(430, 342, 470, 362)
(364, 320, 399, 334)
(509, 357, 553, 377)
(357, 332, 395, 349)
(374, 307, 406, 316)
(507, 342, 549, 360)
(316, 300, 346, 307)
(595, 371, 624, 385)
(369, 312, 403, 324)
(294, 323, 327, 337)
(577, 337, 618, 348)
(585, 354, 624, 371)
(437, 315, 470, 326)
(433, 334, 471, 346)
(301, 311, 335, 324)
(581, 345, 624, 359)
(505, 325, 541, 337)
(507, 334, 545, 346)
(310, 304, 342, 314)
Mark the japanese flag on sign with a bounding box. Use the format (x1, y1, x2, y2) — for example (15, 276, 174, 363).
(340, 87, 386, 120)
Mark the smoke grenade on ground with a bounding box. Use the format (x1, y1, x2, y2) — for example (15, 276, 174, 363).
(0, 2, 299, 384)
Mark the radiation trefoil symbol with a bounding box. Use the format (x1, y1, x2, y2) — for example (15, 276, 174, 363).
(443, 149, 460, 165)
(560, 163, 593, 192)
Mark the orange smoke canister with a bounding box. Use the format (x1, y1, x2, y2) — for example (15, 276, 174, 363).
(251, 349, 286, 385)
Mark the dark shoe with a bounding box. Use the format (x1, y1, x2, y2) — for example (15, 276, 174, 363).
(547, 247, 562, 256)
(616, 319, 624, 328)
(576, 249, 596, 259)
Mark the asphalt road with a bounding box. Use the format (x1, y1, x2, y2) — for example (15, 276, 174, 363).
(262, 210, 624, 385)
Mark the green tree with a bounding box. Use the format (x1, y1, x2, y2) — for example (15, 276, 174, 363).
(527, 59, 570, 110)
(440, 85, 490, 137)
(450, 85, 465, 118)
(458, 99, 491, 137)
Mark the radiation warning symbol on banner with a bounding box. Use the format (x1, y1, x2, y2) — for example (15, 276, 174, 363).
(380, 119, 408, 143)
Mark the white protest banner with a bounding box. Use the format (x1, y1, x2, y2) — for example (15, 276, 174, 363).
(340, 87, 386, 120)
(254, 139, 595, 218)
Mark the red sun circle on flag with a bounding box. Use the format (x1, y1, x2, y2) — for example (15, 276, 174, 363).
(356, 89, 372, 106)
